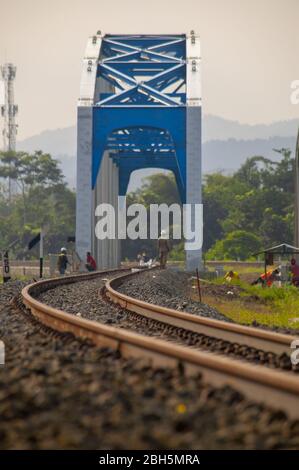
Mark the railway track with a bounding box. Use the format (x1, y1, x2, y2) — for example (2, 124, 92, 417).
(20, 267, 299, 419)
(106, 269, 297, 356)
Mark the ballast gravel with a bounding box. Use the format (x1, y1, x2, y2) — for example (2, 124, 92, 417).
(117, 269, 230, 321)
(1, 279, 299, 449)
(35, 270, 297, 371)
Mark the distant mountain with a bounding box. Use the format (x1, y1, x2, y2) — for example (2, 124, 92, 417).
(129, 136, 296, 190)
(17, 126, 77, 156)
(17, 115, 298, 190)
(203, 115, 298, 142)
(202, 136, 296, 174)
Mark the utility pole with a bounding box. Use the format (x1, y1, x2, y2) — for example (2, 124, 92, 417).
(39, 228, 44, 278)
(0, 63, 18, 199)
(295, 126, 299, 249)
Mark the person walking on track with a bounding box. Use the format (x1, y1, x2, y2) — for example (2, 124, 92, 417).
(57, 247, 69, 275)
(158, 230, 170, 269)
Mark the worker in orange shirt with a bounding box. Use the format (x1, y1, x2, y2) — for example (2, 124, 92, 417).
(252, 268, 280, 287)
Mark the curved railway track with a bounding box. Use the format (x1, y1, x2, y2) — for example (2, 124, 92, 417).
(106, 270, 297, 356)
(19, 268, 299, 419)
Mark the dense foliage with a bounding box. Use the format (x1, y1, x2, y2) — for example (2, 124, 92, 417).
(204, 149, 294, 259)
(0, 151, 75, 259)
(122, 173, 181, 260)
(126, 148, 294, 261)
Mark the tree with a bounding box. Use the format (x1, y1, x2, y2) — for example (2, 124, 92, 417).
(260, 208, 293, 246)
(0, 150, 74, 257)
(235, 156, 273, 189)
(0, 150, 64, 224)
(207, 230, 261, 261)
(0, 150, 63, 196)
(127, 172, 180, 207)
(204, 148, 294, 259)
(202, 173, 250, 250)
(123, 172, 181, 260)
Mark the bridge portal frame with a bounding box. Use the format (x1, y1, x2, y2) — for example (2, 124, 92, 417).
(76, 32, 202, 270)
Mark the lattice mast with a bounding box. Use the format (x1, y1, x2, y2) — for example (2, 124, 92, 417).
(1, 63, 18, 198)
(1, 63, 18, 152)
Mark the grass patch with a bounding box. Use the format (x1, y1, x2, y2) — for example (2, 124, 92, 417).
(197, 280, 299, 330)
(221, 264, 262, 274)
(0, 274, 32, 283)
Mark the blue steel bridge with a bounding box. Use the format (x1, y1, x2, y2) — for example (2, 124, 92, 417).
(76, 33, 202, 270)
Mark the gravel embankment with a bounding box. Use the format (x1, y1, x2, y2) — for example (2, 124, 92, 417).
(35, 271, 296, 371)
(1, 280, 299, 449)
(38, 270, 227, 323)
(120, 269, 299, 336)
(37, 273, 126, 325)
(118, 269, 230, 321)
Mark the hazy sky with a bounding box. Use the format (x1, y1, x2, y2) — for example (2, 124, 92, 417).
(1, 0, 299, 140)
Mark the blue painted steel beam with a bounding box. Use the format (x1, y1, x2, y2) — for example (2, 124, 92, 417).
(92, 34, 188, 203)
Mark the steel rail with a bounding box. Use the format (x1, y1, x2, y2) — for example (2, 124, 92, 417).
(105, 269, 298, 356)
(20, 268, 299, 419)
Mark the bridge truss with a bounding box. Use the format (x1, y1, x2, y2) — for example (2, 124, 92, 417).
(76, 33, 202, 270)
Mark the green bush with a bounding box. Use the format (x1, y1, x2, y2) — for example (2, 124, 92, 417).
(206, 230, 261, 260)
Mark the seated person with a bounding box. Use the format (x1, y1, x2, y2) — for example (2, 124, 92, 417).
(139, 251, 152, 268)
(224, 270, 240, 283)
(86, 252, 97, 271)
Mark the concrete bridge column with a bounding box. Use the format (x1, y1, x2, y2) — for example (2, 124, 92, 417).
(92, 152, 120, 269)
(185, 31, 202, 271)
